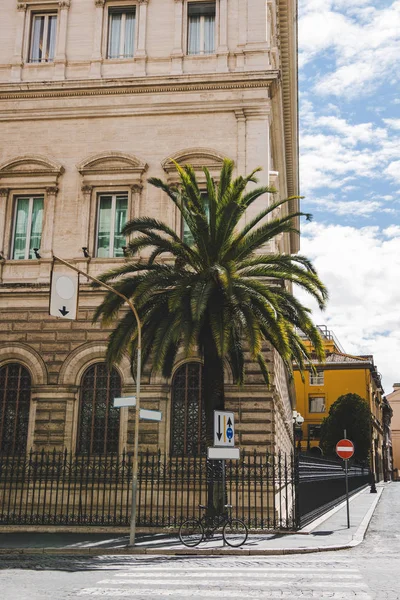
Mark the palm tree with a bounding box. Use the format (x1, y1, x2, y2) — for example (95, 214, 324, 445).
(94, 159, 327, 450)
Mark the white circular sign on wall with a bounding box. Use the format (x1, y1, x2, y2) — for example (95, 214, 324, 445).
(56, 276, 75, 300)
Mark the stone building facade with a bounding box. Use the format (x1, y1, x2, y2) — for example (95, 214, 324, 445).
(0, 0, 299, 458)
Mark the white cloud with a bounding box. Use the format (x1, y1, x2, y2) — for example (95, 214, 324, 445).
(307, 197, 382, 217)
(384, 118, 400, 130)
(295, 221, 400, 392)
(300, 101, 400, 194)
(299, 0, 400, 97)
(385, 160, 400, 184)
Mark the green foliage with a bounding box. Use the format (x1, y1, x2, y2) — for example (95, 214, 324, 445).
(320, 393, 372, 461)
(93, 159, 328, 433)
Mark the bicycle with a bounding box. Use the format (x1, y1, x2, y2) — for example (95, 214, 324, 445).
(179, 504, 248, 548)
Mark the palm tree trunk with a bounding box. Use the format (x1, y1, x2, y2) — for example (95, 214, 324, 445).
(202, 331, 225, 518)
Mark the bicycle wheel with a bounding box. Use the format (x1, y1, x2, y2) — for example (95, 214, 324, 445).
(223, 518, 248, 547)
(179, 519, 204, 547)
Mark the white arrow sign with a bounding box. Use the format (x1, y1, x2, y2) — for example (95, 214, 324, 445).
(214, 411, 235, 447)
(50, 271, 79, 320)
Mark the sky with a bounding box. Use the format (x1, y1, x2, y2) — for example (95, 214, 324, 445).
(296, 0, 400, 394)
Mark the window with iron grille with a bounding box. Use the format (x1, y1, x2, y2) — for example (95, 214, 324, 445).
(77, 363, 121, 454)
(171, 362, 206, 456)
(0, 363, 31, 454)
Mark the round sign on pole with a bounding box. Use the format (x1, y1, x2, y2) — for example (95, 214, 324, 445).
(336, 438, 354, 460)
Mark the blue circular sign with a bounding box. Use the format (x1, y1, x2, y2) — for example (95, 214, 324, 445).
(226, 427, 233, 440)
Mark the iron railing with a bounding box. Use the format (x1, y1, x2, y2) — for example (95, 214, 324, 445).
(297, 454, 370, 527)
(0, 449, 371, 530)
(0, 449, 296, 530)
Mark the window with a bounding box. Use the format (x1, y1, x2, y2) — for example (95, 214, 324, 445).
(77, 363, 121, 454)
(29, 12, 58, 63)
(12, 196, 44, 260)
(308, 396, 326, 413)
(182, 193, 209, 246)
(107, 7, 136, 59)
(187, 2, 215, 55)
(309, 370, 324, 386)
(171, 363, 206, 456)
(0, 363, 31, 454)
(308, 424, 322, 440)
(96, 193, 128, 258)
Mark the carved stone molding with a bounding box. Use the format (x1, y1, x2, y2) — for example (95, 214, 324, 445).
(17, 3, 27, 11)
(45, 186, 59, 196)
(0, 188, 9, 198)
(131, 184, 143, 193)
(81, 185, 93, 195)
(138, 0, 149, 3)
(94, 0, 105, 6)
(59, 0, 71, 7)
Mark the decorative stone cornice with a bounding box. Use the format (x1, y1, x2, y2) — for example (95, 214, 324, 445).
(17, 3, 27, 10)
(0, 188, 9, 198)
(131, 184, 143, 193)
(0, 73, 277, 102)
(138, 0, 149, 3)
(59, 0, 71, 8)
(94, 0, 105, 6)
(81, 185, 93, 195)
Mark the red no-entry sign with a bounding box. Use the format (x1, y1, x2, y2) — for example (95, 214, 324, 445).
(336, 438, 354, 460)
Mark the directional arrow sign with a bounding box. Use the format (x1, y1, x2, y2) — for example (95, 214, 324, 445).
(49, 271, 79, 321)
(214, 411, 235, 447)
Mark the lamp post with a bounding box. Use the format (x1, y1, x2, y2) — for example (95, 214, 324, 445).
(52, 255, 142, 545)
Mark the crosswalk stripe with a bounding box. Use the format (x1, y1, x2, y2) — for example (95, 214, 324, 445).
(78, 589, 371, 599)
(95, 579, 368, 588)
(111, 571, 362, 579)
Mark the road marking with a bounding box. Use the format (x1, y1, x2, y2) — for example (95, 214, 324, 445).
(76, 563, 372, 599)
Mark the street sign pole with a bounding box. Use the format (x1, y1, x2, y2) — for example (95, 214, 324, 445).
(344, 429, 350, 529)
(336, 431, 354, 529)
(52, 255, 142, 546)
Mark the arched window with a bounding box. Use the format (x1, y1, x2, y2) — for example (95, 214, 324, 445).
(0, 363, 31, 454)
(77, 363, 121, 454)
(171, 362, 206, 456)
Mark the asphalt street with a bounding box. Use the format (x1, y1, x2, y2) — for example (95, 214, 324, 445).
(0, 483, 399, 600)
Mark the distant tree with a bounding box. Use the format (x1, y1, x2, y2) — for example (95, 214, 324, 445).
(320, 393, 372, 462)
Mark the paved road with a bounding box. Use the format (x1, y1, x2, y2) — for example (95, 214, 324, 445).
(0, 483, 399, 600)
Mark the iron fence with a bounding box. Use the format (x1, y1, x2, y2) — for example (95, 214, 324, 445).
(297, 454, 370, 527)
(0, 449, 296, 530)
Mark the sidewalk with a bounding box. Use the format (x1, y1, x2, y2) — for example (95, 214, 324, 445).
(0, 484, 384, 556)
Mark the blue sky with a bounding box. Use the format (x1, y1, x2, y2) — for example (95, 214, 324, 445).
(296, 0, 400, 392)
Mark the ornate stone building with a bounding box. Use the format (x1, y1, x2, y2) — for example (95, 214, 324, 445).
(0, 0, 299, 457)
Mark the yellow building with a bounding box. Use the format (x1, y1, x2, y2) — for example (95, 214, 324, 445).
(293, 326, 387, 481)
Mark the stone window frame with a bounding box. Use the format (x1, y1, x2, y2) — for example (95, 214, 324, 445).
(13, 1, 70, 80)
(0, 155, 64, 261)
(77, 152, 148, 261)
(101, 0, 140, 62)
(182, 0, 220, 58)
